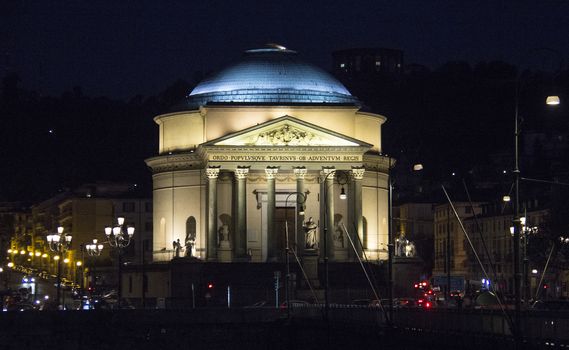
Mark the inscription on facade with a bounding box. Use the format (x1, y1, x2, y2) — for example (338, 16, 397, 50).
(209, 154, 361, 162)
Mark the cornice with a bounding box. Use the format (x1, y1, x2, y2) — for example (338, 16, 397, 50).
(145, 153, 205, 174)
(363, 153, 394, 173)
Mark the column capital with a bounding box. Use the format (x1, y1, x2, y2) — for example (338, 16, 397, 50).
(265, 166, 280, 179)
(321, 166, 336, 178)
(206, 166, 221, 179)
(235, 166, 250, 179)
(351, 166, 365, 180)
(293, 166, 307, 179)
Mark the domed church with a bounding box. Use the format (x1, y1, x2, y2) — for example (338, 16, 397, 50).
(145, 45, 392, 268)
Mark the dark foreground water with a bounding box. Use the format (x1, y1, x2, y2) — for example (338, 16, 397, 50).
(0, 310, 521, 350)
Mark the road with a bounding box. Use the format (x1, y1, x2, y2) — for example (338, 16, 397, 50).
(1, 268, 76, 310)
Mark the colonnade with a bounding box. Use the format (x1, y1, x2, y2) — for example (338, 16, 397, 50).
(205, 165, 366, 262)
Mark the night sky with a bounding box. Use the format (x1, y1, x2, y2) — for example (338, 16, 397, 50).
(1, 1, 569, 202)
(2, 0, 569, 99)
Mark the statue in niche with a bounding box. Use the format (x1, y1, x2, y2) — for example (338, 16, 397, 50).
(303, 217, 318, 249)
(185, 231, 196, 257)
(333, 214, 345, 248)
(218, 213, 232, 249)
(173, 239, 182, 258)
(218, 224, 229, 243)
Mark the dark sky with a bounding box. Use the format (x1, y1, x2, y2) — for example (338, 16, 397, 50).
(2, 0, 569, 99)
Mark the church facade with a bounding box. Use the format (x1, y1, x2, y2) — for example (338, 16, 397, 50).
(145, 45, 392, 266)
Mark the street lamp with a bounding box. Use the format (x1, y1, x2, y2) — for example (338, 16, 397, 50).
(284, 191, 307, 317)
(46, 226, 72, 310)
(86, 239, 104, 292)
(512, 77, 560, 335)
(105, 217, 134, 308)
(510, 216, 539, 305)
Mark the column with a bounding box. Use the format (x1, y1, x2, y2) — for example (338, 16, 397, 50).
(322, 167, 335, 261)
(294, 167, 307, 253)
(206, 166, 220, 261)
(266, 166, 279, 262)
(234, 166, 250, 260)
(351, 166, 365, 260)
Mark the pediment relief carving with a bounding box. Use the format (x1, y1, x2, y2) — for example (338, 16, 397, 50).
(250, 124, 318, 146)
(214, 122, 359, 147)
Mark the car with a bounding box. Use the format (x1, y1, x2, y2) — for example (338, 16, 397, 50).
(22, 275, 35, 283)
(71, 287, 85, 300)
(78, 298, 112, 310)
(417, 297, 436, 309)
(6, 302, 36, 312)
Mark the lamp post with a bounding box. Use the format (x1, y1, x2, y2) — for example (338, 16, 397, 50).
(86, 239, 104, 292)
(512, 74, 560, 337)
(46, 226, 72, 310)
(322, 169, 350, 320)
(105, 217, 134, 309)
(284, 191, 307, 317)
(521, 217, 538, 304)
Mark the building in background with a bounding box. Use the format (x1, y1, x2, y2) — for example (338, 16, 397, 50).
(5, 183, 151, 292)
(432, 202, 482, 294)
(332, 48, 404, 77)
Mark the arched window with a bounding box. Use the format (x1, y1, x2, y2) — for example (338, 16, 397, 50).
(186, 216, 197, 243)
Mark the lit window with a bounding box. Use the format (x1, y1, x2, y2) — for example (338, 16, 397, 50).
(375, 61, 381, 66)
(340, 63, 345, 68)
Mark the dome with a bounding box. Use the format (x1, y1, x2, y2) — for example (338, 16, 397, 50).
(187, 45, 360, 108)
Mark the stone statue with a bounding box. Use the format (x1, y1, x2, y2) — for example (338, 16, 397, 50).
(333, 217, 345, 248)
(405, 241, 416, 257)
(185, 231, 196, 257)
(173, 239, 181, 258)
(218, 224, 229, 243)
(303, 217, 318, 249)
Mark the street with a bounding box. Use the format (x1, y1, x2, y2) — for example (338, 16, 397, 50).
(1, 268, 75, 310)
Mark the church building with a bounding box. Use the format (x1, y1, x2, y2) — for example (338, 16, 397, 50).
(144, 45, 391, 292)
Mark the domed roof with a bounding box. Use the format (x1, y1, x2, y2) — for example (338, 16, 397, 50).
(187, 45, 360, 107)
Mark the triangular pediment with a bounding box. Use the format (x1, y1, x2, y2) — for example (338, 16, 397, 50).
(203, 116, 372, 148)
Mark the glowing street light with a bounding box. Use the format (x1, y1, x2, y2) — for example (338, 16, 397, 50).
(46, 226, 72, 310)
(105, 217, 134, 308)
(86, 239, 104, 292)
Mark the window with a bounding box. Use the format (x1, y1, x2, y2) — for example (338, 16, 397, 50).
(123, 202, 135, 212)
(145, 202, 153, 212)
(465, 206, 472, 214)
(145, 222, 153, 232)
(186, 217, 197, 246)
